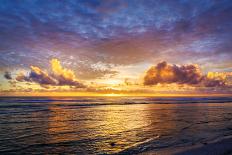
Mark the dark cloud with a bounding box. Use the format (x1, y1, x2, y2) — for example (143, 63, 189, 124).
(144, 61, 227, 87)
(28, 66, 57, 85)
(4, 71, 12, 80)
(15, 67, 57, 86)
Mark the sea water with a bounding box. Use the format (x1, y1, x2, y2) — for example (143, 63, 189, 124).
(0, 96, 232, 154)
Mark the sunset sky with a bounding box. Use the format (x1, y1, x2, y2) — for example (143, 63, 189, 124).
(0, 0, 232, 96)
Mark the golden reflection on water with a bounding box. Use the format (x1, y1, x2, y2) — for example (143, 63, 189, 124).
(46, 101, 184, 154)
(45, 99, 232, 154)
(92, 104, 152, 153)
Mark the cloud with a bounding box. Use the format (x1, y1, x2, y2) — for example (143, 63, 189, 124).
(15, 67, 57, 87)
(206, 72, 232, 86)
(15, 72, 29, 82)
(15, 67, 56, 86)
(207, 72, 232, 81)
(15, 59, 85, 88)
(29, 66, 57, 85)
(50, 59, 84, 87)
(144, 61, 228, 87)
(4, 71, 12, 80)
(144, 61, 202, 85)
(77, 66, 118, 79)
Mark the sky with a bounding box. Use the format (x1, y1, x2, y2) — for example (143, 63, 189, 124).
(0, 0, 232, 96)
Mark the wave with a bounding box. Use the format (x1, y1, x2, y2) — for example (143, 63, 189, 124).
(0, 96, 232, 107)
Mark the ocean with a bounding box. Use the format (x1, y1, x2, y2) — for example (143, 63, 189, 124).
(0, 96, 232, 154)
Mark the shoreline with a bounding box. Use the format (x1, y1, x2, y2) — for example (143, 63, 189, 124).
(139, 136, 232, 155)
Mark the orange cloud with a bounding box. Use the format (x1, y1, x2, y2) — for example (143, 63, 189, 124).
(16, 72, 29, 82)
(50, 59, 83, 86)
(207, 72, 232, 81)
(144, 61, 228, 87)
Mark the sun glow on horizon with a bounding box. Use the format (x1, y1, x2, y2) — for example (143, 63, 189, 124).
(103, 93, 126, 97)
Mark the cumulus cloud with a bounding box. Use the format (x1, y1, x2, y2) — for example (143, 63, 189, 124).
(144, 61, 228, 87)
(4, 71, 12, 80)
(50, 59, 83, 86)
(15, 59, 85, 88)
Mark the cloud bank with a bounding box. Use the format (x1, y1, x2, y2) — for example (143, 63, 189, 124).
(15, 59, 84, 88)
(3, 60, 232, 94)
(144, 61, 229, 87)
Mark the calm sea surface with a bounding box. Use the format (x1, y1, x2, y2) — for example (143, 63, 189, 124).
(0, 96, 232, 154)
